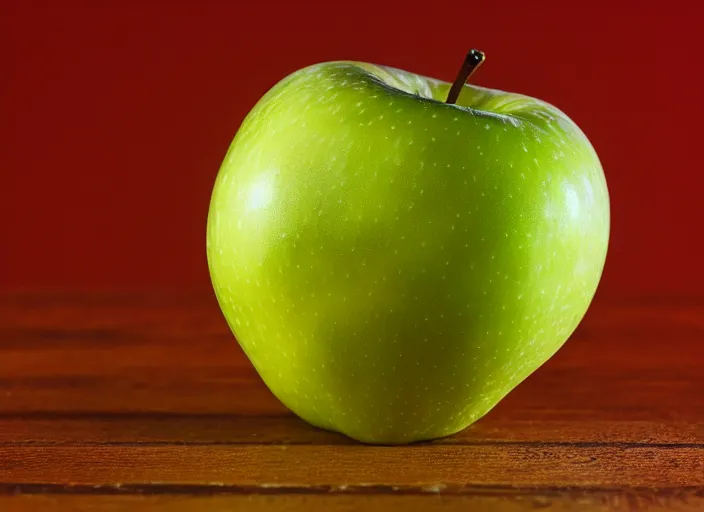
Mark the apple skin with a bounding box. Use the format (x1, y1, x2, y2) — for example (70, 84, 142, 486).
(206, 61, 610, 444)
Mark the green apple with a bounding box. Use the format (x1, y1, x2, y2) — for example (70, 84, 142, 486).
(206, 52, 609, 444)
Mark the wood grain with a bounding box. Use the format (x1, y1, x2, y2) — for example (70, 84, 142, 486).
(0, 293, 702, 510)
(1, 444, 702, 487)
(0, 416, 699, 446)
(3, 490, 704, 512)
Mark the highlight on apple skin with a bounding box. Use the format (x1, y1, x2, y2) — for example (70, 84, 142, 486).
(206, 53, 610, 444)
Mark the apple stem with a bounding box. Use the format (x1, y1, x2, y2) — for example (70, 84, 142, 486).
(445, 49, 485, 105)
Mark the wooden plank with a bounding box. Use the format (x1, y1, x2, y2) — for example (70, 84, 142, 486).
(1, 293, 703, 510)
(0, 297, 702, 421)
(2, 489, 704, 512)
(1, 444, 702, 487)
(0, 366, 699, 419)
(0, 416, 700, 446)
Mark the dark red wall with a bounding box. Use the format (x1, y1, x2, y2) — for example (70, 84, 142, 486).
(2, 1, 702, 298)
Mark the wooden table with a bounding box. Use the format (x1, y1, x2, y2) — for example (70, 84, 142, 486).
(0, 294, 702, 511)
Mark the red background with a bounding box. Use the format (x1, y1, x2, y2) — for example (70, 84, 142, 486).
(2, 1, 702, 300)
